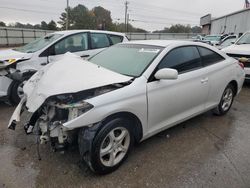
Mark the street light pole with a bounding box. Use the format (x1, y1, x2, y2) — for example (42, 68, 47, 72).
(66, 0, 69, 30)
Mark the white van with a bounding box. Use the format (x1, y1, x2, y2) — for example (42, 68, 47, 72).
(0, 30, 128, 104)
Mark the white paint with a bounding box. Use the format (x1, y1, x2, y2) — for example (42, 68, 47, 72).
(9, 41, 245, 142)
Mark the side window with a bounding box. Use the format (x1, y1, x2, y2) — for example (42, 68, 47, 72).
(54, 33, 88, 55)
(198, 47, 225, 66)
(158, 46, 202, 73)
(90, 33, 110, 49)
(109, 35, 123, 45)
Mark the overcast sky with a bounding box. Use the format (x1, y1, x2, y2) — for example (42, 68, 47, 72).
(0, 0, 246, 31)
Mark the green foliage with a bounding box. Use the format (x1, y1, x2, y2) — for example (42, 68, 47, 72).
(153, 24, 202, 33)
(6, 20, 58, 30)
(57, 4, 148, 32)
(0, 21, 6, 27)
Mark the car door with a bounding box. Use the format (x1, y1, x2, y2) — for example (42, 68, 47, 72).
(88, 32, 112, 56)
(39, 32, 91, 65)
(147, 46, 209, 135)
(197, 46, 230, 109)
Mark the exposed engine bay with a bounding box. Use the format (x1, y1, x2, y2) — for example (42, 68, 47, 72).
(21, 81, 132, 151)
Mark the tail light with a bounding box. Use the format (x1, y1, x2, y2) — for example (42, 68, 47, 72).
(238, 61, 244, 69)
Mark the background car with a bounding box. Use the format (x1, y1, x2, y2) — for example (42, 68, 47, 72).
(203, 35, 222, 46)
(216, 35, 237, 50)
(9, 40, 245, 174)
(222, 31, 250, 80)
(0, 30, 128, 104)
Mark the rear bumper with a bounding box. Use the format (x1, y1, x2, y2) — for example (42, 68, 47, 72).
(0, 76, 12, 98)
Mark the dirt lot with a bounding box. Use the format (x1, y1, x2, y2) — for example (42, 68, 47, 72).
(0, 84, 250, 188)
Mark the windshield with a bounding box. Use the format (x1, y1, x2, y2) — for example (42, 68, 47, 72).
(236, 33, 250, 45)
(14, 34, 62, 53)
(89, 44, 163, 77)
(204, 36, 221, 41)
(221, 37, 236, 47)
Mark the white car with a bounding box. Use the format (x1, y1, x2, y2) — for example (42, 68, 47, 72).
(222, 31, 250, 80)
(0, 30, 128, 104)
(8, 40, 245, 174)
(203, 35, 222, 46)
(216, 35, 237, 50)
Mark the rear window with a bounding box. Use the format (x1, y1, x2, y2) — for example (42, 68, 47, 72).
(198, 47, 224, 66)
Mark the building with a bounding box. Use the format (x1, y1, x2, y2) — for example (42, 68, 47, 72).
(200, 8, 250, 35)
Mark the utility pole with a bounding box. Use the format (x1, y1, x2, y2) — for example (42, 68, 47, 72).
(66, 0, 69, 30)
(124, 1, 128, 32)
(126, 13, 129, 32)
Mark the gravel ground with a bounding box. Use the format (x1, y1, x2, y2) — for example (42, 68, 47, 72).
(0, 84, 250, 188)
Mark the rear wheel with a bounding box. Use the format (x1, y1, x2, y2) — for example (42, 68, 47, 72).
(213, 84, 235, 116)
(79, 118, 133, 174)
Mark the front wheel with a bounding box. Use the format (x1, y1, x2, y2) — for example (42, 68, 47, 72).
(213, 84, 235, 116)
(79, 118, 133, 174)
(9, 78, 28, 105)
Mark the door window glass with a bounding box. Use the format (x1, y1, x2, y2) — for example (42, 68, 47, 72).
(54, 33, 88, 55)
(109, 35, 123, 45)
(158, 46, 202, 73)
(198, 47, 224, 66)
(90, 33, 110, 49)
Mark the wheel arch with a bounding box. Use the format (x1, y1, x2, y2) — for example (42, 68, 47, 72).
(100, 111, 143, 143)
(228, 80, 238, 96)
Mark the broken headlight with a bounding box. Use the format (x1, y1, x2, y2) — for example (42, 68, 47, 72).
(54, 100, 94, 120)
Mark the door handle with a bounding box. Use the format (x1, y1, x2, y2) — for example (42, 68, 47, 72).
(201, 78, 209, 83)
(40, 62, 49, 66)
(81, 54, 90, 58)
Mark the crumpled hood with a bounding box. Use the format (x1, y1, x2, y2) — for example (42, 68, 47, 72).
(222, 44, 250, 55)
(24, 53, 132, 112)
(0, 49, 32, 61)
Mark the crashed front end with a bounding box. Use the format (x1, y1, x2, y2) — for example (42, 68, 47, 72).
(8, 54, 133, 150)
(9, 83, 129, 151)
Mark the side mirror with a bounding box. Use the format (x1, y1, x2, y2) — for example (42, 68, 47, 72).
(154, 68, 178, 80)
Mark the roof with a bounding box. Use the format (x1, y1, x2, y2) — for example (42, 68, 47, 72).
(212, 8, 250, 21)
(53, 30, 126, 36)
(123, 40, 193, 47)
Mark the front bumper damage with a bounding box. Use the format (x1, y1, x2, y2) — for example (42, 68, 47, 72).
(8, 97, 92, 148)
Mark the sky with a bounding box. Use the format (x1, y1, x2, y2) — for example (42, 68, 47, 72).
(0, 0, 246, 31)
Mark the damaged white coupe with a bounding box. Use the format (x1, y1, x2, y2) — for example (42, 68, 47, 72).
(8, 41, 245, 174)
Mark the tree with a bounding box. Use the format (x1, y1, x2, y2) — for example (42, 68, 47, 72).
(153, 24, 201, 33)
(58, 4, 95, 30)
(191, 26, 202, 33)
(92, 6, 112, 30)
(41, 21, 48, 30)
(0, 21, 6, 27)
(47, 20, 57, 30)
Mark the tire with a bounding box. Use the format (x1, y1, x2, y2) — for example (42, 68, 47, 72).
(79, 118, 134, 174)
(213, 84, 235, 116)
(9, 77, 29, 105)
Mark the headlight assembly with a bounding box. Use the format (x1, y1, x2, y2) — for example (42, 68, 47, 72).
(55, 101, 94, 121)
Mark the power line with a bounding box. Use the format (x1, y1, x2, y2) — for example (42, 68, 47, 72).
(130, 13, 199, 24)
(129, 19, 194, 26)
(128, 0, 203, 16)
(0, 6, 60, 15)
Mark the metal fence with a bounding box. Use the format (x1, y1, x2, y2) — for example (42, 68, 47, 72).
(0, 27, 53, 47)
(0, 27, 199, 47)
(126, 32, 198, 40)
